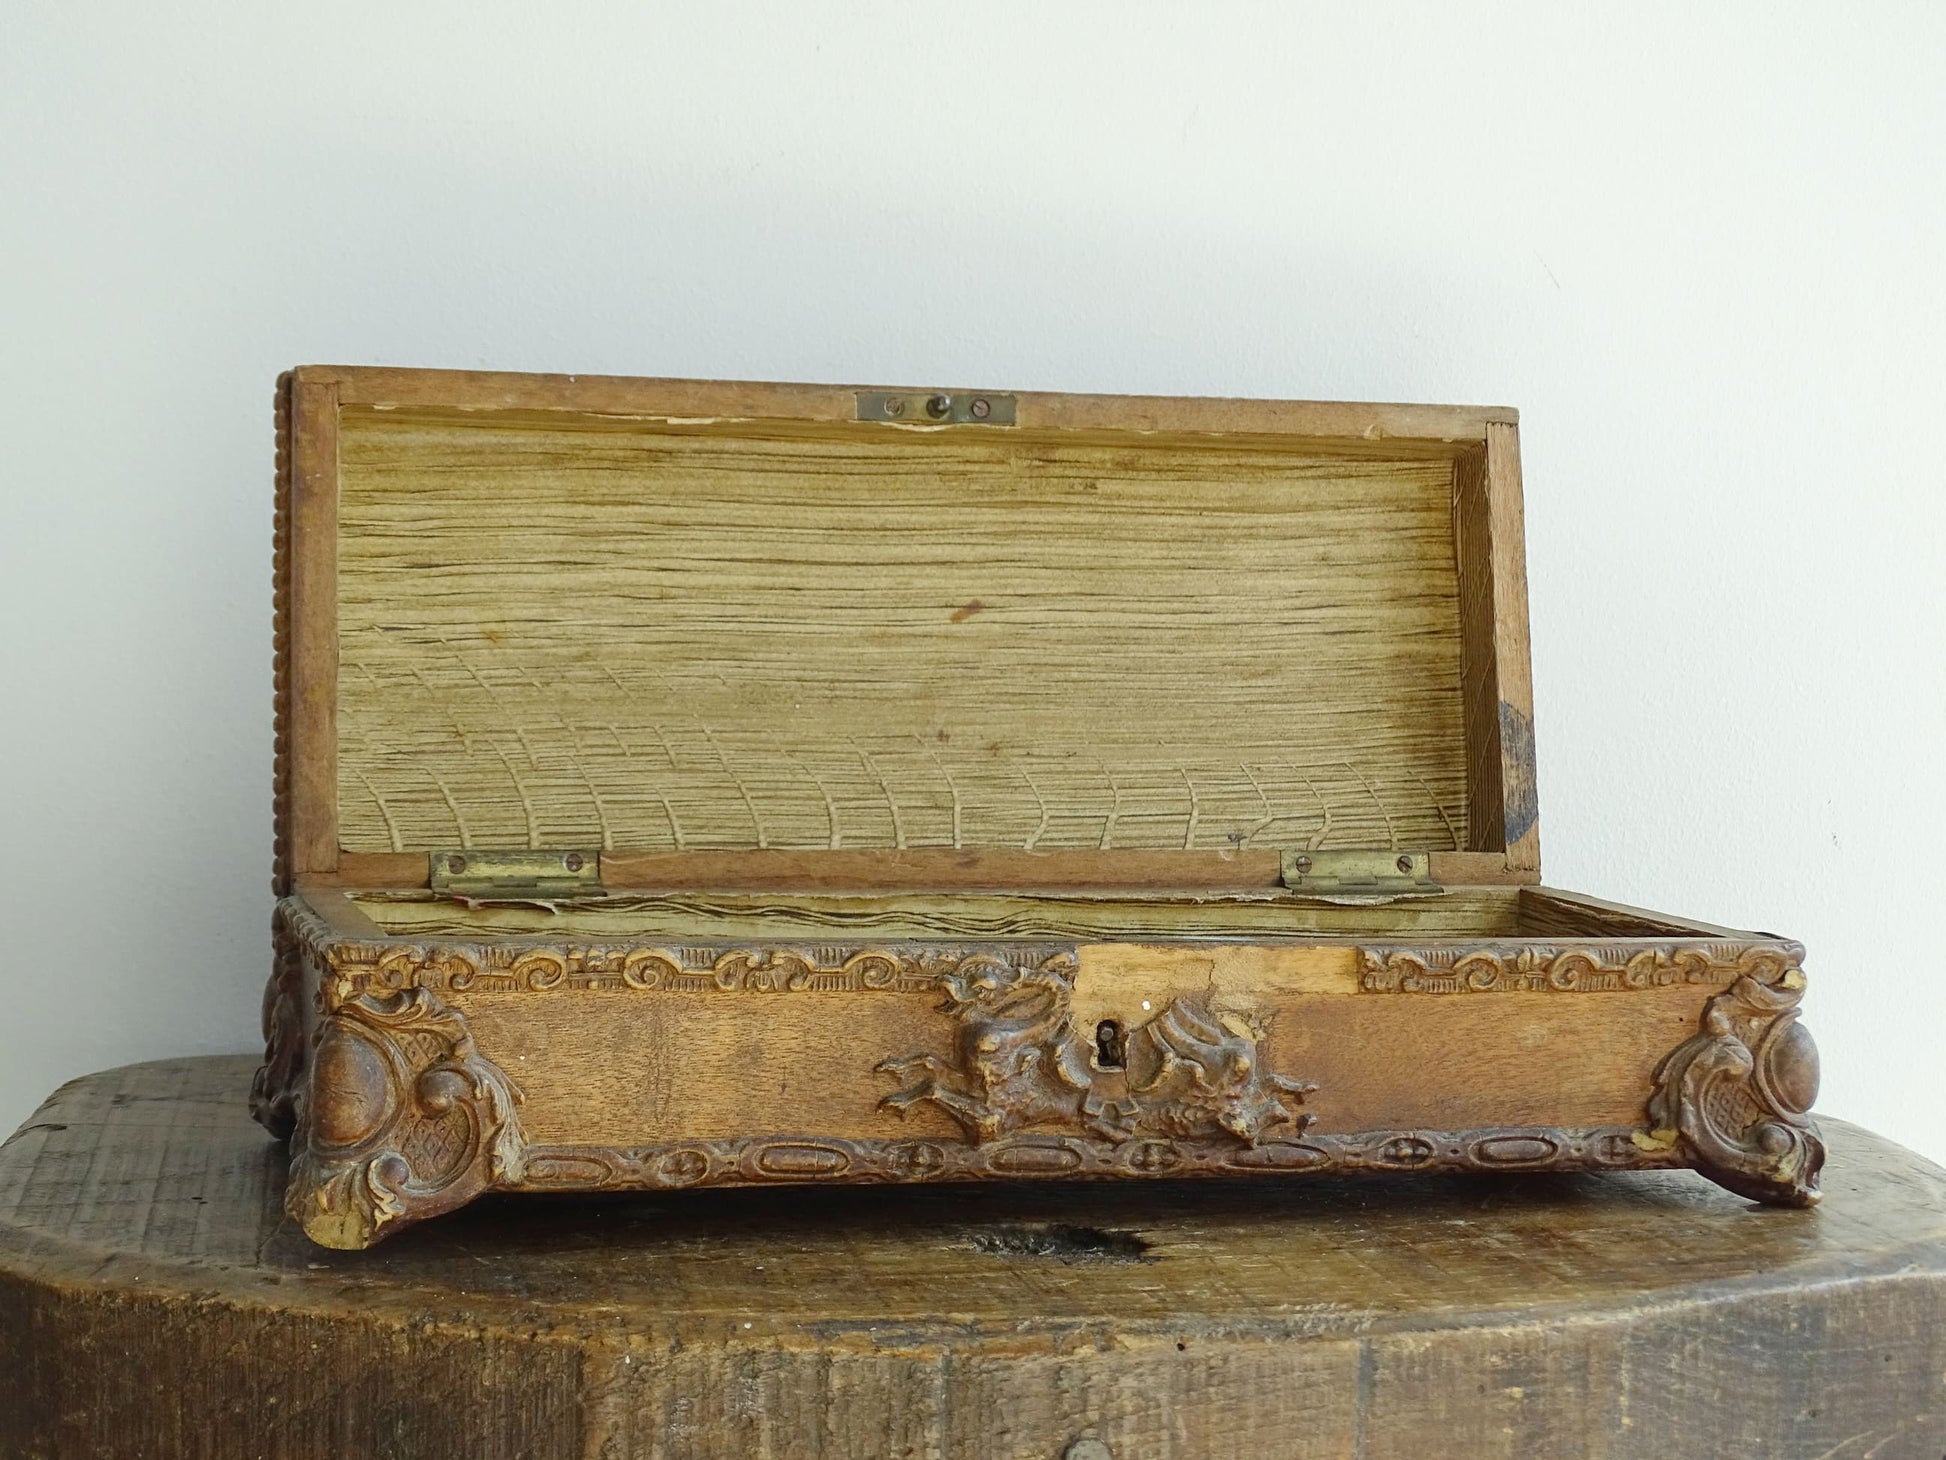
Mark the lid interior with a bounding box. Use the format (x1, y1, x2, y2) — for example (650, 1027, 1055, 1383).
(279, 372, 1535, 888)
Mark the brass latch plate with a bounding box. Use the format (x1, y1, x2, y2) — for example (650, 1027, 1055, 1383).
(1280, 850, 1443, 903)
(430, 849, 603, 901)
(856, 390, 1016, 425)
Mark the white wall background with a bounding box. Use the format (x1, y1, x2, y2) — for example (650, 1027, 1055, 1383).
(3, 5, 1942, 1166)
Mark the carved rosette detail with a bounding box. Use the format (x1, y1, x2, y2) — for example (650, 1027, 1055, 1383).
(1647, 972, 1824, 1206)
(285, 988, 526, 1249)
(876, 953, 1316, 1148)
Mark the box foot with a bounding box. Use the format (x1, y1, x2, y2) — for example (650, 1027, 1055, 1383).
(282, 988, 525, 1250)
(1650, 971, 1825, 1207)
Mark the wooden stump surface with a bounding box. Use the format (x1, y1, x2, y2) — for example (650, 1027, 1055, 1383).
(2, 1056, 1944, 1459)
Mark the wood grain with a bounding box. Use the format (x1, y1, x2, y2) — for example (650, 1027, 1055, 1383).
(327, 883, 1727, 940)
(1518, 886, 1746, 939)
(1454, 425, 1539, 870)
(348, 887, 1530, 940)
(1455, 445, 1502, 852)
(598, 846, 1296, 893)
(330, 411, 1475, 860)
(302, 362, 1517, 440)
(287, 374, 340, 878)
(302, 846, 1536, 894)
(449, 975, 1709, 1146)
(3, 1057, 1939, 1460)
(277, 371, 1547, 885)
(273, 372, 293, 893)
(1485, 421, 1540, 871)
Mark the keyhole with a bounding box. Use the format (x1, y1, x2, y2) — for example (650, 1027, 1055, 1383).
(1095, 1020, 1126, 1070)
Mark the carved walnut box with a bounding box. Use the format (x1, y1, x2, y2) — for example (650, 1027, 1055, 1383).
(253, 366, 1823, 1248)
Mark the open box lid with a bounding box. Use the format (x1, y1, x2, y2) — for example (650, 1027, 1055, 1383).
(275, 368, 1537, 897)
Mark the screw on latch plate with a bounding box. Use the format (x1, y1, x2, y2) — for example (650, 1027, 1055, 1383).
(856, 390, 1016, 425)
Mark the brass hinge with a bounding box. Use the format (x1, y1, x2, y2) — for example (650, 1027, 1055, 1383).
(430, 849, 603, 901)
(856, 389, 1016, 425)
(1280, 850, 1443, 904)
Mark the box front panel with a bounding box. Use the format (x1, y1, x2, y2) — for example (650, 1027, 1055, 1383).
(266, 885, 1822, 1249)
(448, 967, 1715, 1150)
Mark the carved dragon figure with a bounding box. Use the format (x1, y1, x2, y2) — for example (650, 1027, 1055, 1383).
(878, 954, 1314, 1147)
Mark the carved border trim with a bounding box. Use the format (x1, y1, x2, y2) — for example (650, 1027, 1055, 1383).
(335, 940, 1029, 997)
(514, 1125, 1679, 1191)
(280, 900, 1802, 1001)
(1357, 942, 1802, 994)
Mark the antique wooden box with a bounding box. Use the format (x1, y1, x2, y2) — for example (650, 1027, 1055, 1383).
(252, 367, 1823, 1249)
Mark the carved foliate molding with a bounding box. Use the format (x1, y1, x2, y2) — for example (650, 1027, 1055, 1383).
(1358, 942, 1802, 995)
(284, 988, 526, 1249)
(294, 913, 1072, 1001)
(279, 900, 1806, 1006)
(1646, 971, 1824, 1206)
(877, 953, 1315, 1147)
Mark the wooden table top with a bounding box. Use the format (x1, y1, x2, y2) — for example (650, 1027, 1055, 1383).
(3, 1055, 1944, 1459)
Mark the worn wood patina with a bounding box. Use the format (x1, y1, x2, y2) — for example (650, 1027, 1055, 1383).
(2, 1057, 1940, 1459)
(261, 368, 1822, 1246)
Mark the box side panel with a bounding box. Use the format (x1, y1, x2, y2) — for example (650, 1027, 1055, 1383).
(272, 372, 292, 894)
(285, 377, 341, 881)
(1454, 422, 1538, 874)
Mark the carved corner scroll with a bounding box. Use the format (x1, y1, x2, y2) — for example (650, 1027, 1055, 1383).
(285, 989, 526, 1249)
(877, 952, 1315, 1149)
(1648, 971, 1824, 1207)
